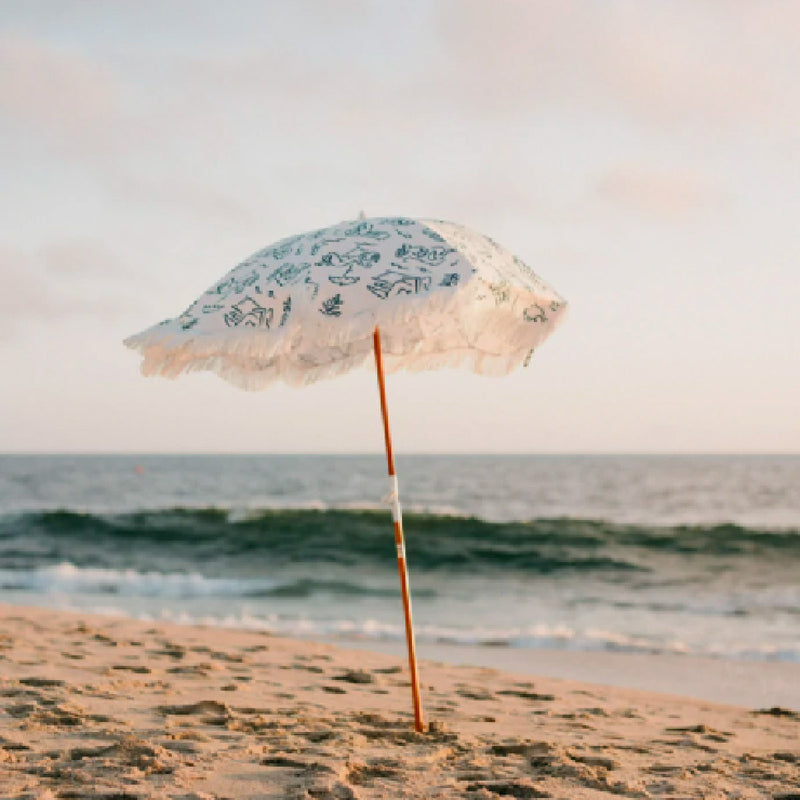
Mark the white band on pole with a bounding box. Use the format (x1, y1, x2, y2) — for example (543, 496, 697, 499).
(383, 475, 402, 524)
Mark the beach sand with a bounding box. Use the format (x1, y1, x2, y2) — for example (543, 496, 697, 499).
(1, 606, 798, 799)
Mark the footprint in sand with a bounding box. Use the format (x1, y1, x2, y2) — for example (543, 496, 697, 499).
(571, 753, 619, 770)
(492, 741, 584, 780)
(111, 664, 152, 674)
(665, 723, 733, 743)
(497, 689, 556, 702)
(347, 759, 403, 785)
(0, 735, 30, 751)
(463, 779, 551, 798)
(67, 737, 169, 766)
(157, 699, 233, 728)
(490, 741, 544, 756)
(166, 664, 215, 676)
(171, 794, 217, 800)
(19, 677, 65, 688)
(242, 643, 270, 653)
(754, 706, 800, 720)
(7, 700, 105, 728)
(293, 663, 326, 674)
(456, 685, 495, 701)
(210, 650, 244, 664)
(158, 738, 202, 755)
(647, 763, 685, 776)
(150, 643, 187, 660)
(261, 754, 334, 772)
(298, 729, 336, 743)
(332, 669, 375, 685)
(372, 665, 402, 675)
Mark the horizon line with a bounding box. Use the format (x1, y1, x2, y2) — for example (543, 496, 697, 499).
(2, 451, 799, 458)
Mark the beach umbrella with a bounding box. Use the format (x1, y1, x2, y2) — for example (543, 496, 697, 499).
(125, 215, 567, 732)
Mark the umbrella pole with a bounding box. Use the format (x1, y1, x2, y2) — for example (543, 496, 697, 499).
(372, 326, 425, 733)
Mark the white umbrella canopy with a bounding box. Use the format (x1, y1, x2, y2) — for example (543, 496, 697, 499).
(124, 216, 567, 388)
(125, 215, 568, 733)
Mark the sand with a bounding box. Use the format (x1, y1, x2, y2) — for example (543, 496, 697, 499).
(1, 606, 798, 799)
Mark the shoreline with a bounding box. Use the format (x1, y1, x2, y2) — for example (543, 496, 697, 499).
(327, 636, 800, 712)
(5, 598, 799, 710)
(1, 605, 798, 798)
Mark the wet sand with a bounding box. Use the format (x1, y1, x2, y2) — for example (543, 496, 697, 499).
(1, 605, 798, 798)
(334, 637, 800, 711)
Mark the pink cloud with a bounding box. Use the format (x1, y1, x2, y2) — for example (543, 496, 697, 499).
(596, 165, 717, 219)
(433, 1, 800, 130)
(0, 240, 134, 336)
(0, 35, 118, 144)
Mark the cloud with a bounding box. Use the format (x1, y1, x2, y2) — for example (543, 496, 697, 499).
(0, 240, 135, 336)
(5, 2, 799, 177)
(106, 174, 258, 228)
(432, 0, 800, 131)
(37, 240, 129, 277)
(0, 34, 118, 145)
(595, 165, 718, 220)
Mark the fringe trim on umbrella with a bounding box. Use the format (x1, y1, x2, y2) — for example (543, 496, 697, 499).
(124, 281, 568, 391)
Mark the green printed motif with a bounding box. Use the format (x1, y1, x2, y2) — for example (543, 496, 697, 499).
(320, 294, 344, 317)
(157, 217, 564, 337)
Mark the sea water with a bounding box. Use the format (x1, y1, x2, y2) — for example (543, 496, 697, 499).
(0, 454, 798, 663)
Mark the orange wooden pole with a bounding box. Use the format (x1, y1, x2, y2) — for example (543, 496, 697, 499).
(373, 326, 425, 733)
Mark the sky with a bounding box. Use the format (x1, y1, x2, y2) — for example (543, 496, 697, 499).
(1, 0, 798, 454)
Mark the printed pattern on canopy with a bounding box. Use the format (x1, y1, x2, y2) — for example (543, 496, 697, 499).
(125, 217, 567, 388)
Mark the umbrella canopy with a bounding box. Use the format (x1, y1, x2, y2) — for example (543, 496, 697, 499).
(125, 215, 568, 733)
(125, 216, 567, 388)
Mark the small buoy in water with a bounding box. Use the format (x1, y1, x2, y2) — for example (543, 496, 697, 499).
(134, 465, 145, 475)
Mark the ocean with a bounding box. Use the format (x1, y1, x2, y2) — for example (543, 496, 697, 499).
(1, 454, 798, 664)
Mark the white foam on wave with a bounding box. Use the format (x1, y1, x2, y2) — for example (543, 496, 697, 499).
(133, 610, 800, 662)
(224, 500, 467, 520)
(0, 562, 274, 598)
(6, 589, 798, 662)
